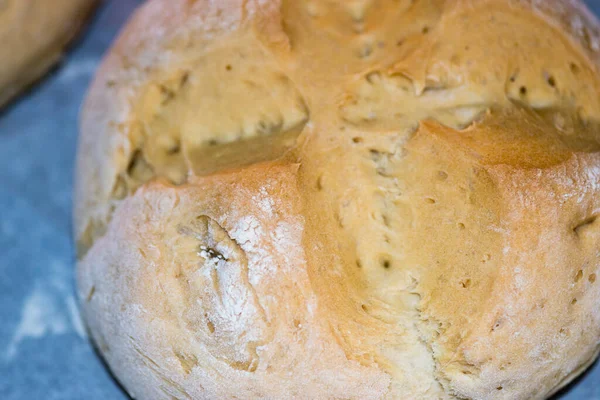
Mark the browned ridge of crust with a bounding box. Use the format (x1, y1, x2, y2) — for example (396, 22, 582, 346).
(75, 1, 600, 399)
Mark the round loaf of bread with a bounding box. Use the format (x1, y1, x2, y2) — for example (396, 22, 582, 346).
(75, 0, 600, 398)
(0, 0, 97, 108)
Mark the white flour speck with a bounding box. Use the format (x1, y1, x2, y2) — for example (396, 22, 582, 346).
(5, 288, 68, 360)
(67, 295, 86, 339)
(252, 187, 275, 216)
(57, 59, 98, 82)
(4, 260, 88, 362)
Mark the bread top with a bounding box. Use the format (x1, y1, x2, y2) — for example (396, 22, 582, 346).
(76, 0, 600, 398)
(0, 0, 96, 107)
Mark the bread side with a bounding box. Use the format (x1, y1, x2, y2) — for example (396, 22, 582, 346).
(78, 163, 390, 399)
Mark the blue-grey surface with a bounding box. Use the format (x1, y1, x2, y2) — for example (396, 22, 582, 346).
(0, 0, 600, 399)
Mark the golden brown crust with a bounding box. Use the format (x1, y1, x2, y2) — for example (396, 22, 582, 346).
(0, 0, 97, 108)
(76, 0, 600, 398)
(78, 163, 390, 399)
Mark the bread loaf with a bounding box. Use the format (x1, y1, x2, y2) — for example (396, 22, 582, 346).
(0, 0, 97, 108)
(75, 0, 600, 398)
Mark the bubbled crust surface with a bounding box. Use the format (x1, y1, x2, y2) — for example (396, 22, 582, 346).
(76, 0, 600, 399)
(0, 0, 97, 108)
